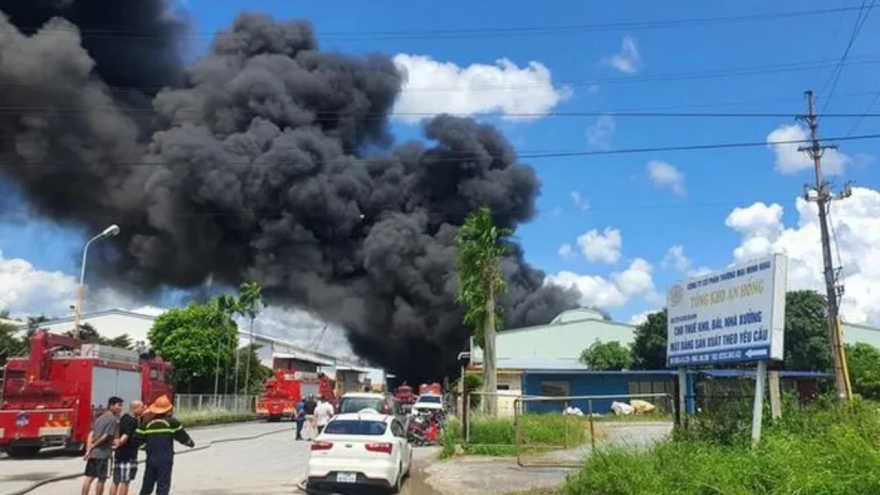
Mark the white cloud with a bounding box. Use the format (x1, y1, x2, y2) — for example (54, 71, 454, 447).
(661, 245, 691, 272)
(0, 251, 356, 356)
(725, 186, 880, 324)
(629, 309, 659, 326)
(586, 115, 615, 150)
(577, 228, 623, 264)
(570, 191, 589, 211)
(604, 37, 642, 74)
(766, 124, 849, 175)
(647, 160, 686, 195)
(546, 258, 657, 309)
(558, 243, 573, 259)
(392, 54, 572, 122)
(0, 250, 136, 319)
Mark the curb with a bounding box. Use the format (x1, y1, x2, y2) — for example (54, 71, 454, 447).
(4, 426, 292, 495)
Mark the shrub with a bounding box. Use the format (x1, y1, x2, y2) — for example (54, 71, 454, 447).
(440, 414, 591, 458)
(176, 410, 260, 428)
(563, 402, 880, 495)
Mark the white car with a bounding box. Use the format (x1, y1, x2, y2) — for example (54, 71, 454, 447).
(411, 392, 444, 416)
(306, 411, 413, 494)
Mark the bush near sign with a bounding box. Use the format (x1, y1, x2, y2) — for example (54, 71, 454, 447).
(665, 254, 788, 367)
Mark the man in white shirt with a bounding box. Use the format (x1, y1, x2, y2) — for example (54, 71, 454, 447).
(314, 397, 335, 435)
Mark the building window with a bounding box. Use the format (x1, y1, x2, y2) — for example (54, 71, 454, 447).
(539, 380, 570, 397)
(497, 384, 511, 390)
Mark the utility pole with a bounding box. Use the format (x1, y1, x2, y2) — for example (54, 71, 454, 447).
(797, 90, 853, 402)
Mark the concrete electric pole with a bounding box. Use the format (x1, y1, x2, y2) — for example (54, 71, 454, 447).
(797, 90, 853, 402)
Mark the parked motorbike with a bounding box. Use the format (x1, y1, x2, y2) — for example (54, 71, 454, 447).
(407, 411, 441, 446)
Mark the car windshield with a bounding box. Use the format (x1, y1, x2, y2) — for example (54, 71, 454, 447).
(324, 419, 388, 436)
(418, 395, 442, 403)
(340, 397, 385, 414)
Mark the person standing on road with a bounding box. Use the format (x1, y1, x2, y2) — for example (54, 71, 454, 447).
(109, 400, 145, 495)
(82, 397, 124, 495)
(134, 395, 195, 495)
(294, 398, 306, 441)
(314, 396, 335, 435)
(302, 393, 318, 440)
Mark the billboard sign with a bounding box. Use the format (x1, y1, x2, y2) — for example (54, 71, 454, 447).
(666, 254, 788, 367)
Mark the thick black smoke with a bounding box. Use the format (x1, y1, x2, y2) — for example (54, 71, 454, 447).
(0, 1, 580, 381)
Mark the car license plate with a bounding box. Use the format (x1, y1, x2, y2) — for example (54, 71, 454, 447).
(336, 472, 357, 483)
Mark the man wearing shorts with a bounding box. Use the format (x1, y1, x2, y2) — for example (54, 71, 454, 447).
(110, 400, 145, 495)
(82, 397, 123, 495)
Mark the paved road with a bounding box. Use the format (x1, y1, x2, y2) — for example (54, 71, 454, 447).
(4, 422, 441, 495)
(0, 422, 293, 495)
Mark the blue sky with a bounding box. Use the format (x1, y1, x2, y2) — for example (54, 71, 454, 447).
(2, 0, 880, 328)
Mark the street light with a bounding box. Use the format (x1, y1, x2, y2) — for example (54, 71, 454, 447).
(73, 224, 120, 339)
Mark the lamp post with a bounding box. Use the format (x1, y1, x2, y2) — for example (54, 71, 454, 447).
(73, 224, 120, 339)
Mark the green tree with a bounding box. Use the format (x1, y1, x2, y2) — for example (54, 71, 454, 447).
(845, 343, 880, 400)
(783, 290, 830, 371)
(580, 339, 632, 370)
(630, 309, 669, 369)
(455, 206, 512, 415)
(0, 318, 25, 364)
(237, 282, 265, 396)
(149, 301, 239, 393)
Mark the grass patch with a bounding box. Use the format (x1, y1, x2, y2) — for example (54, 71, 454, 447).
(176, 410, 261, 428)
(562, 401, 880, 495)
(439, 414, 591, 458)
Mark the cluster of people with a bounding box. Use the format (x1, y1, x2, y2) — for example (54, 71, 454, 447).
(293, 393, 335, 441)
(81, 395, 195, 495)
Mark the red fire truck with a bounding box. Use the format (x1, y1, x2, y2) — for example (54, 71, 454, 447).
(0, 330, 174, 458)
(255, 370, 335, 421)
(419, 383, 442, 396)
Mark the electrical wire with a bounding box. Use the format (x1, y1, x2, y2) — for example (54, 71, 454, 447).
(4, 53, 880, 95)
(5, 131, 880, 168)
(9, 5, 867, 41)
(820, 0, 876, 114)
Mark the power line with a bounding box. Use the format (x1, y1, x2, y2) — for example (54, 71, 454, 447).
(8, 104, 880, 120)
(6, 198, 800, 219)
(820, 0, 876, 114)
(9, 6, 866, 41)
(6, 131, 880, 168)
(2, 54, 880, 97)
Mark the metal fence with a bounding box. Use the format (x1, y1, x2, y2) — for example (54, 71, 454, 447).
(514, 393, 674, 467)
(459, 391, 674, 468)
(174, 394, 257, 414)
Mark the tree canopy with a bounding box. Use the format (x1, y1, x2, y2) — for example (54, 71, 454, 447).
(149, 290, 270, 395)
(455, 206, 512, 348)
(630, 309, 669, 369)
(580, 339, 632, 370)
(845, 343, 880, 400)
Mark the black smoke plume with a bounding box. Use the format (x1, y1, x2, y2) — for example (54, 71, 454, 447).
(0, 1, 580, 382)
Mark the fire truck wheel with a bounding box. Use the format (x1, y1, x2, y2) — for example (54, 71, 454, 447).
(6, 445, 42, 458)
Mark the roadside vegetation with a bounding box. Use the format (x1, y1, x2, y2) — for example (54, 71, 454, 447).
(440, 414, 591, 458)
(176, 410, 261, 428)
(560, 399, 880, 495)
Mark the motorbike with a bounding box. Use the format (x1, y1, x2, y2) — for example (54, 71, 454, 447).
(407, 411, 441, 446)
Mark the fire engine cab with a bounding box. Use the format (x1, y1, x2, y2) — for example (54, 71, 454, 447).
(0, 329, 174, 458)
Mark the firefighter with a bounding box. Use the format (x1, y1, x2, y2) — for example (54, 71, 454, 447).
(133, 395, 195, 495)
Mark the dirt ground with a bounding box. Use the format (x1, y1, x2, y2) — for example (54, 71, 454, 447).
(422, 456, 575, 495)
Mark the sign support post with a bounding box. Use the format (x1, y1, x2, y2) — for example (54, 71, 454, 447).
(677, 367, 687, 427)
(750, 360, 767, 450)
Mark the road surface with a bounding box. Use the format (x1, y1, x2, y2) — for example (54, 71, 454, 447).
(2, 421, 441, 495)
(0, 422, 292, 495)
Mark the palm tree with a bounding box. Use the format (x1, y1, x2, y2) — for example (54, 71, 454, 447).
(237, 282, 265, 395)
(208, 295, 239, 398)
(455, 206, 511, 416)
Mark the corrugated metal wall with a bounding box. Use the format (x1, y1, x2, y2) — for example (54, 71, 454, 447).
(521, 372, 675, 414)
